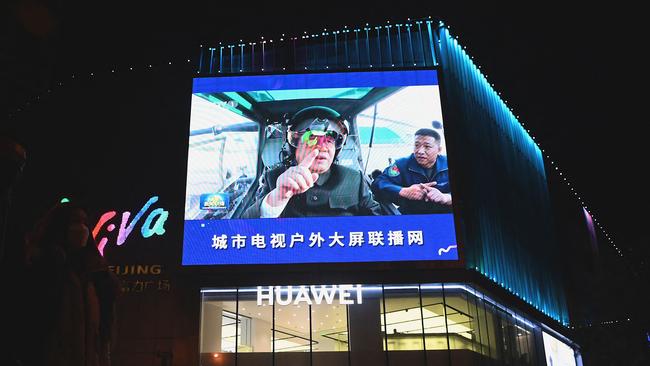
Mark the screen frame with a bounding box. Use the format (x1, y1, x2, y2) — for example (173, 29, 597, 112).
(181, 66, 466, 272)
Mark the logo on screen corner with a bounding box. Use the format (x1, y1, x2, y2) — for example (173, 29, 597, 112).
(200, 193, 229, 211)
(438, 244, 457, 256)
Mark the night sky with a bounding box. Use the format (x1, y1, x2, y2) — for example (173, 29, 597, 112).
(3, 3, 650, 364)
(3, 4, 648, 262)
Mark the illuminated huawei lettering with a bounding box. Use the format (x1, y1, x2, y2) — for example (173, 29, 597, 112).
(256, 285, 363, 306)
(92, 196, 169, 256)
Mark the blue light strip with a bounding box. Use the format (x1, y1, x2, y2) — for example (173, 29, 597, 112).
(197, 20, 439, 75)
(437, 27, 570, 326)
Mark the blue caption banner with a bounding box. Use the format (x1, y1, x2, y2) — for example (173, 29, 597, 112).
(182, 214, 458, 265)
(192, 70, 439, 93)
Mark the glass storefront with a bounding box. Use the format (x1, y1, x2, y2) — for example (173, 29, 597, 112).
(199, 283, 577, 366)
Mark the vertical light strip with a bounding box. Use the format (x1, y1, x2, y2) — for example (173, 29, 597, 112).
(437, 25, 569, 325)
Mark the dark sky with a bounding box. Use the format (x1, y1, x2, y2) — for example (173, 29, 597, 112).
(3, 3, 648, 258)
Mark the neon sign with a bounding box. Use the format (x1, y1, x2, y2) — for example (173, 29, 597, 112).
(92, 196, 169, 256)
(256, 285, 363, 306)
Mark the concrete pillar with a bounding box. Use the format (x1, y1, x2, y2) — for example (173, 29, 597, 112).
(349, 298, 385, 366)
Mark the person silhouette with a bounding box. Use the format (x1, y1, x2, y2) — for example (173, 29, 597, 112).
(25, 202, 119, 366)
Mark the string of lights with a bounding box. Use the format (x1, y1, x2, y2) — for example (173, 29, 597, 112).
(571, 317, 632, 329)
(446, 28, 624, 260)
(5, 58, 194, 121)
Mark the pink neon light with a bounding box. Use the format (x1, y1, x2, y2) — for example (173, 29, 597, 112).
(91, 196, 168, 257)
(92, 211, 117, 239)
(92, 211, 117, 256)
(97, 237, 109, 256)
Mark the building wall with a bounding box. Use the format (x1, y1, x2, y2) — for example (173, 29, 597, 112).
(194, 19, 571, 325)
(3, 17, 581, 366)
(435, 27, 569, 325)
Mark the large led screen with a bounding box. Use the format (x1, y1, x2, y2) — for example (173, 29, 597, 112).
(542, 331, 577, 366)
(183, 70, 458, 265)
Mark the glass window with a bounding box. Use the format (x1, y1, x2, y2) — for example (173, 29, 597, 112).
(472, 289, 493, 359)
(221, 310, 245, 352)
(237, 288, 273, 366)
(483, 301, 502, 362)
(443, 286, 478, 352)
(274, 288, 311, 366)
(381, 285, 425, 351)
(311, 302, 348, 352)
(419, 284, 448, 350)
(499, 313, 512, 364)
(496, 308, 517, 365)
(312, 296, 349, 366)
(382, 285, 425, 366)
(522, 322, 539, 365)
(420, 284, 450, 366)
(512, 312, 533, 366)
(200, 289, 237, 366)
(274, 305, 311, 352)
(198, 283, 553, 366)
(496, 310, 539, 366)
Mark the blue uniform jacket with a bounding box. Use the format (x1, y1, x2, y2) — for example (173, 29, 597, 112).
(371, 154, 451, 214)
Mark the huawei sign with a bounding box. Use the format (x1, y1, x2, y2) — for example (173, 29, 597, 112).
(257, 285, 364, 306)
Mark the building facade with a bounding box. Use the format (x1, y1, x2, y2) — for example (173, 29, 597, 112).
(3, 18, 586, 366)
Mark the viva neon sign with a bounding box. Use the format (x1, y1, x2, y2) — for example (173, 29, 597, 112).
(257, 285, 363, 306)
(91, 196, 169, 256)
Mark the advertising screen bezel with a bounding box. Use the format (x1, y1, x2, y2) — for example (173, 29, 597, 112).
(181, 66, 466, 272)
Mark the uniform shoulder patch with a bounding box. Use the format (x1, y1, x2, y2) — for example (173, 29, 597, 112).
(388, 164, 400, 177)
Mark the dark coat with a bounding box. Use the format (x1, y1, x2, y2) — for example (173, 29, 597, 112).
(34, 245, 118, 366)
(243, 163, 382, 218)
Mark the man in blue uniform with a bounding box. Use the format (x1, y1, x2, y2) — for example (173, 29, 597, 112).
(371, 128, 452, 214)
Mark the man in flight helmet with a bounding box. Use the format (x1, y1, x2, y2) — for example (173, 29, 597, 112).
(242, 106, 382, 218)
